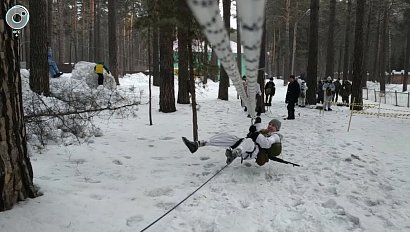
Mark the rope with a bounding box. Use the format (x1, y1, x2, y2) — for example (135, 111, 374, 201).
(139, 163, 231, 232)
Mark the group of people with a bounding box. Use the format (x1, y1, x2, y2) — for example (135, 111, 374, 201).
(317, 77, 352, 108)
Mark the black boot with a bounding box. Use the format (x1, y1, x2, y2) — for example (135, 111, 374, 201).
(182, 137, 199, 153)
(225, 148, 236, 164)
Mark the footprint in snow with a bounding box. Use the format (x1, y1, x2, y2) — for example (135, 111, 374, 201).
(156, 202, 176, 210)
(126, 215, 144, 227)
(159, 136, 174, 141)
(145, 187, 174, 197)
(90, 194, 103, 200)
(203, 163, 216, 169)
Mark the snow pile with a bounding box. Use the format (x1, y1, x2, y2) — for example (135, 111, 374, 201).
(71, 61, 116, 90)
(19, 66, 141, 149)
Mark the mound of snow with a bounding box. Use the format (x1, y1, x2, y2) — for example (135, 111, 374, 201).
(71, 61, 116, 90)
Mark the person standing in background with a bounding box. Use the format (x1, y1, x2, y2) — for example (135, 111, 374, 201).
(285, 75, 300, 120)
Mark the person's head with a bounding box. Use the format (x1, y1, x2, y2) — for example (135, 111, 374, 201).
(269, 77, 273, 81)
(289, 75, 295, 82)
(327, 76, 332, 82)
(97, 61, 104, 65)
(242, 75, 247, 81)
(255, 117, 261, 124)
(268, 119, 281, 132)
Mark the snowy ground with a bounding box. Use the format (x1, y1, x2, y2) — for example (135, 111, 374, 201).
(1, 74, 410, 232)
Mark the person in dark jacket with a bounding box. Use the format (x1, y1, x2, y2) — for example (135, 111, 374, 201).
(264, 77, 276, 106)
(285, 75, 300, 120)
(341, 80, 352, 106)
(317, 80, 324, 104)
(333, 78, 342, 103)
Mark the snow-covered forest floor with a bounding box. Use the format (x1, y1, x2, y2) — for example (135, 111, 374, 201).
(1, 70, 409, 232)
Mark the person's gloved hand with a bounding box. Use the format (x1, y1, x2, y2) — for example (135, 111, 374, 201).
(247, 131, 260, 141)
(249, 125, 256, 133)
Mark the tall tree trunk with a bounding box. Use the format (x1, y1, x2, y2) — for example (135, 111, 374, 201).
(236, 4, 242, 76)
(189, 39, 198, 141)
(283, 0, 290, 85)
(73, 0, 78, 63)
(203, 40, 209, 84)
(24, 24, 30, 66)
(152, 0, 160, 87)
(218, 0, 230, 100)
(306, 0, 319, 105)
(1, 0, 37, 211)
(258, 20, 266, 114)
(351, 0, 365, 110)
(159, 0, 176, 112)
(342, 0, 352, 81)
(89, 0, 95, 62)
(29, 0, 50, 96)
(47, 0, 52, 43)
(276, 28, 281, 80)
(58, 0, 65, 63)
(403, 10, 410, 92)
(362, 0, 373, 88)
(337, 42, 343, 79)
(210, 50, 218, 82)
(371, 1, 381, 82)
(325, 0, 336, 78)
(177, 0, 190, 104)
(94, 0, 101, 61)
(108, 0, 119, 84)
(379, 0, 391, 93)
(81, 0, 86, 60)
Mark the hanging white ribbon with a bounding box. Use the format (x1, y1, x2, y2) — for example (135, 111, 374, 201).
(187, 0, 266, 118)
(237, 0, 266, 118)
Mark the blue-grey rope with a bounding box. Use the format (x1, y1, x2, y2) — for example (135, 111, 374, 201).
(139, 163, 230, 232)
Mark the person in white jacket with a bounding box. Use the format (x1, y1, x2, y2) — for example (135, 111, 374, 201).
(182, 119, 282, 165)
(298, 79, 308, 107)
(322, 76, 335, 111)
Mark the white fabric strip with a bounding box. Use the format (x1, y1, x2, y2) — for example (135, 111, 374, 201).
(187, 0, 250, 112)
(237, 0, 266, 117)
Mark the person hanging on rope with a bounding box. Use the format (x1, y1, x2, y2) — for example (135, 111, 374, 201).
(182, 118, 299, 167)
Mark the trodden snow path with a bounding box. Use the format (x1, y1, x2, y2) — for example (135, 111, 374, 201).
(0, 75, 409, 232)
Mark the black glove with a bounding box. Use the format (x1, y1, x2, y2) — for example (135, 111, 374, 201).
(247, 131, 260, 141)
(248, 125, 257, 134)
